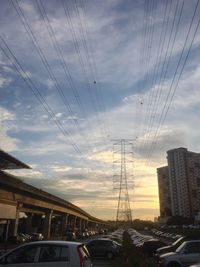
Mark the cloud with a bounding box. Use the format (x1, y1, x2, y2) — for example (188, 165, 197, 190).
(0, 76, 12, 88)
(1, 0, 200, 221)
(5, 169, 43, 179)
(50, 164, 72, 173)
(0, 106, 19, 151)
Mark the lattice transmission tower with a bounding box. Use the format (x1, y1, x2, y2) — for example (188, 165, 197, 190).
(112, 139, 134, 227)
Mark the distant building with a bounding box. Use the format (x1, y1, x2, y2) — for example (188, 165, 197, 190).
(157, 166, 172, 218)
(157, 147, 200, 220)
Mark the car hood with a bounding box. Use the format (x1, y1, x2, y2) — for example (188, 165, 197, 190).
(157, 245, 172, 251)
(160, 252, 177, 259)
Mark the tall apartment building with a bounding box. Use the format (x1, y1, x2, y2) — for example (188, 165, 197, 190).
(157, 147, 200, 219)
(157, 166, 171, 217)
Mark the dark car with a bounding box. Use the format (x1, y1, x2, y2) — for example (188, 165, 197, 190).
(142, 239, 167, 256)
(86, 238, 122, 259)
(76, 231, 86, 240)
(7, 234, 26, 244)
(66, 229, 76, 241)
(29, 233, 43, 241)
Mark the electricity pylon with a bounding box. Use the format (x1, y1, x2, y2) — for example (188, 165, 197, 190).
(112, 139, 133, 228)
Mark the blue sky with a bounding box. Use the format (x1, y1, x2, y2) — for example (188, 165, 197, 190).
(0, 0, 200, 220)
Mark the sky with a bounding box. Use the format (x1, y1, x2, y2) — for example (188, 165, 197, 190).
(0, 0, 200, 221)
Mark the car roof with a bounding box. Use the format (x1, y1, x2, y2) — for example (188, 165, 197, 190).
(91, 238, 113, 241)
(31, 241, 83, 246)
(14, 241, 83, 247)
(95, 240, 113, 241)
(183, 240, 200, 243)
(0, 241, 84, 259)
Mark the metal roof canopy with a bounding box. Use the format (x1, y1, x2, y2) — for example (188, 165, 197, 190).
(0, 150, 30, 170)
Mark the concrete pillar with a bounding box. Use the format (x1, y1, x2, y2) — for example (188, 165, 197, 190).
(73, 216, 77, 231)
(14, 203, 22, 236)
(77, 218, 81, 231)
(81, 219, 85, 231)
(43, 210, 53, 239)
(5, 220, 10, 242)
(61, 214, 69, 236)
(26, 213, 33, 233)
(67, 215, 71, 229)
(84, 220, 88, 231)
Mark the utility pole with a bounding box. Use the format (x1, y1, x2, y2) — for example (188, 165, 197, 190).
(112, 139, 134, 228)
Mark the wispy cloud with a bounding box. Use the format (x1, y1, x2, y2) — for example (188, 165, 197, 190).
(0, 0, 200, 220)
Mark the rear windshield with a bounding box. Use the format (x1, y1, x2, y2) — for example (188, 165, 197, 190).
(172, 237, 184, 247)
(79, 245, 90, 259)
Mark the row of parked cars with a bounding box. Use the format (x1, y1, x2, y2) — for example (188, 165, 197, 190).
(7, 233, 44, 244)
(151, 228, 183, 241)
(66, 229, 99, 241)
(86, 228, 123, 259)
(128, 228, 200, 267)
(8, 230, 100, 244)
(0, 229, 123, 266)
(128, 228, 167, 256)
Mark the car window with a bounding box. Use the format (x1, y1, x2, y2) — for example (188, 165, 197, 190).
(38, 245, 69, 262)
(4, 245, 37, 264)
(102, 241, 112, 247)
(88, 240, 98, 246)
(184, 242, 200, 253)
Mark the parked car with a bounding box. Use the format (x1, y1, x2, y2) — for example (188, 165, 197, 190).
(158, 240, 200, 267)
(0, 240, 92, 267)
(29, 233, 44, 241)
(76, 231, 83, 239)
(7, 234, 26, 244)
(66, 229, 76, 241)
(86, 238, 122, 259)
(142, 239, 167, 256)
(18, 233, 32, 242)
(155, 235, 200, 258)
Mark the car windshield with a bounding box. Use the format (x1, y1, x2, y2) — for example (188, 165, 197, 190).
(175, 242, 186, 253)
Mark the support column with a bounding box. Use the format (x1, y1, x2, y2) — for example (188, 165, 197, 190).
(73, 216, 77, 231)
(77, 218, 81, 231)
(81, 219, 85, 231)
(14, 203, 22, 236)
(85, 220, 88, 231)
(43, 210, 53, 240)
(26, 213, 33, 233)
(61, 214, 69, 237)
(5, 220, 10, 242)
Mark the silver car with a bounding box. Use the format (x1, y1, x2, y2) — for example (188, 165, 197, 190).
(0, 240, 92, 267)
(158, 240, 200, 267)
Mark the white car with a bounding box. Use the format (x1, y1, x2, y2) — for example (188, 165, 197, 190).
(0, 240, 92, 267)
(158, 240, 200, 267)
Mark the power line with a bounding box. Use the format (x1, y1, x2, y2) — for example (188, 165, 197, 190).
(61, 0, 108, 144)
(146, 0, 200, 162)
(0, 36, 81, 154)
(11, 0, 93, 151)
